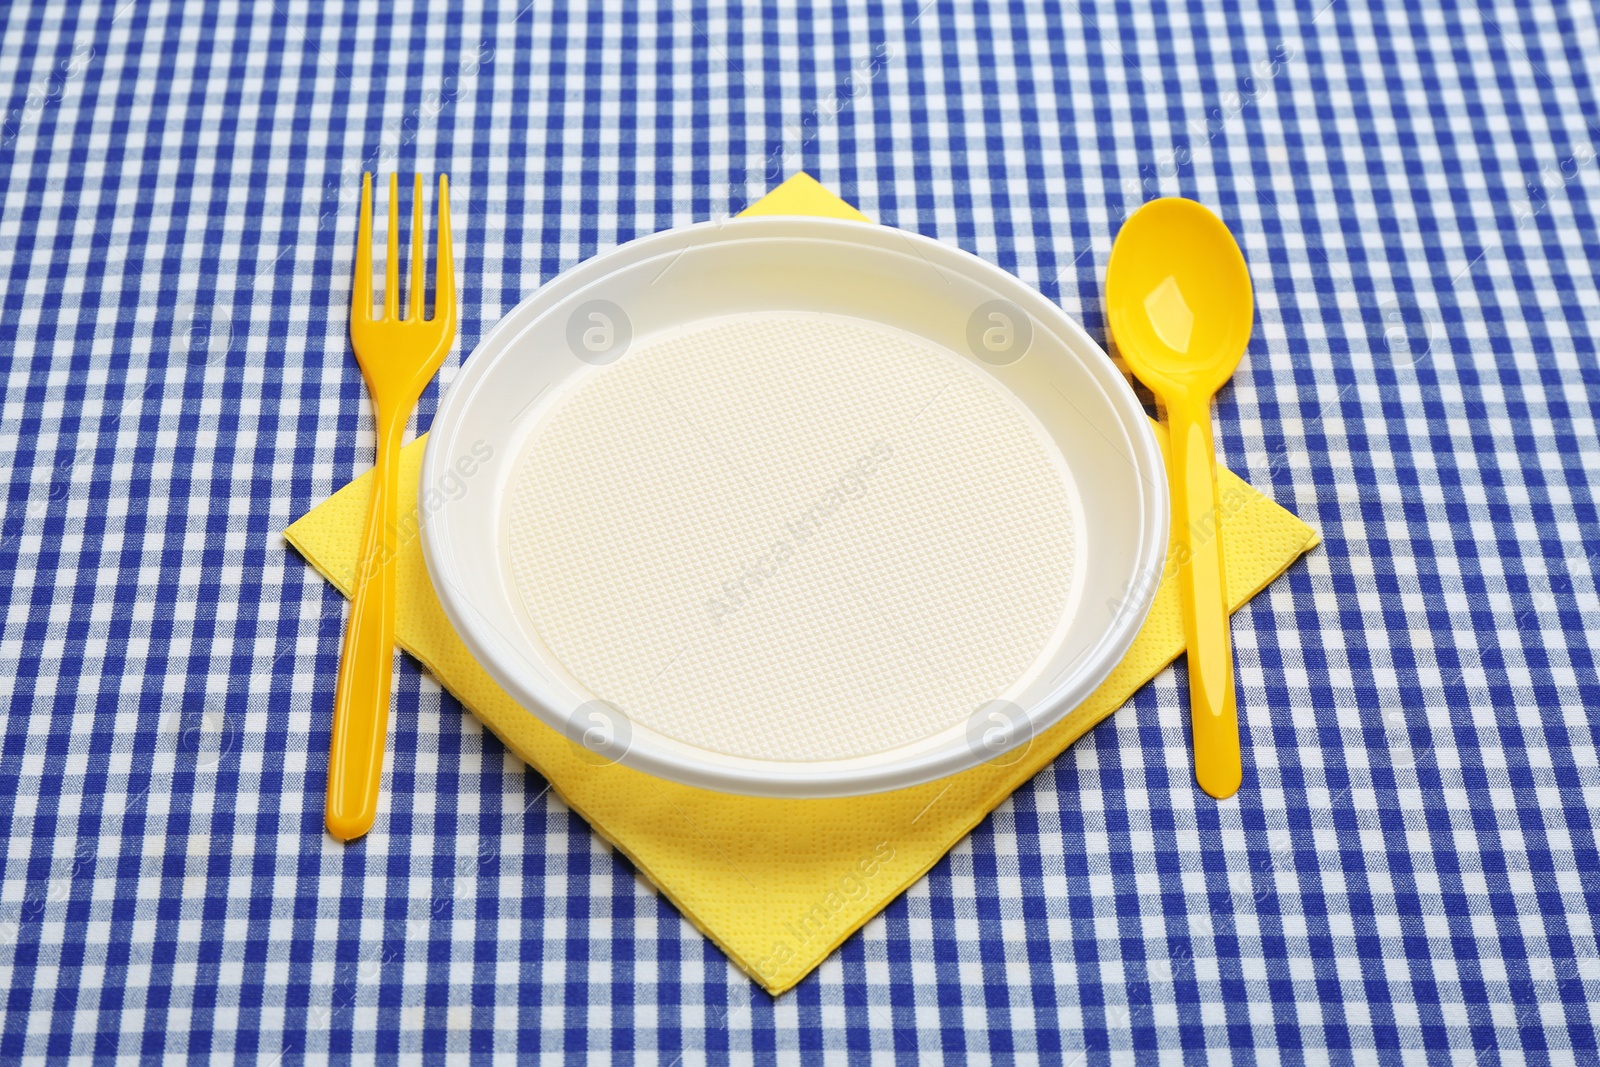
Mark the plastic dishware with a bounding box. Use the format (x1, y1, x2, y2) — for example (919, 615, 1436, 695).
(422, 216, 1167, 798)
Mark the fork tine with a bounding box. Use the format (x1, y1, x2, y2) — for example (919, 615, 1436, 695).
(384, 173, 400, 322)
(434, 174, 453, 323)
(408, 173, 426, 322)
(352, 173, 373, 322)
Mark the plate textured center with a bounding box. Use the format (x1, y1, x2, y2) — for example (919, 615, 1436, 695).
(507, 313, 1078, 762)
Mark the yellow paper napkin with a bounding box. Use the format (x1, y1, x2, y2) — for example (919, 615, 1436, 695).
(285, 174, 1319, 995)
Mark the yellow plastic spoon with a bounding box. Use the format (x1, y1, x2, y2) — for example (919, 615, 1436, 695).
(1105, 197, 1254, 799)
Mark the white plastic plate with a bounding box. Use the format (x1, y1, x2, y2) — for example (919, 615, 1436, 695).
(421, 217, 1167, 797)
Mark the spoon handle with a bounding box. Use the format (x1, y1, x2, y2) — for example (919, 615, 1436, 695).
(1167, 396, 1242, 799)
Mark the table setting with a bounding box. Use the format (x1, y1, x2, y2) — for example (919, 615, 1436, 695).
(1, 1, 1596, 1062)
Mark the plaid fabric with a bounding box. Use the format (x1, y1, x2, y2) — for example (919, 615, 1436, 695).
(2, 0, 1597, 1061)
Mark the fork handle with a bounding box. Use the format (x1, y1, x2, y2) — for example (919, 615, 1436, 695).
(326, 403, 407, 841)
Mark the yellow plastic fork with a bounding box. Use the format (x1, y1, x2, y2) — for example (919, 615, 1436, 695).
(327, 173, 456, 841)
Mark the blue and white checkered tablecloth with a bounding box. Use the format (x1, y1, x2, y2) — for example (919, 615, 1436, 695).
(3, 0, 1598, 1061)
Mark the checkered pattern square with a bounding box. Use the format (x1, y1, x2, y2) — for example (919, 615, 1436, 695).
(1, 0, 1597, 1061)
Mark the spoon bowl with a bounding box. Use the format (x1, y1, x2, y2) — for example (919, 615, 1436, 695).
(1106, 197, 1253, 393)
